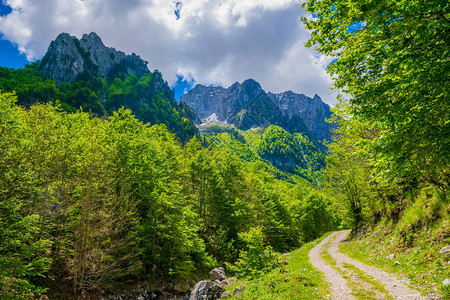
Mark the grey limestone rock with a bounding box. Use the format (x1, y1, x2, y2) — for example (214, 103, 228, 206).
(180, 79, 281, 131)
(208, 267, 226, 281)
(40, 32, 149, 84)
(440, 246, 450, 258)
(443, 278, 450, 286)
(385, 254, 395, 260)
(179, 79, 334, 142)
(268, 91, 333, 142)
(220, 290, 231, 298)
(190, 281, 222, 300)
(221, 278, 236, 287)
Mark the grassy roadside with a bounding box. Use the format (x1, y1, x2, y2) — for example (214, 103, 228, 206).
(339, 220, 450, 299)
(224, 233, 332, 299)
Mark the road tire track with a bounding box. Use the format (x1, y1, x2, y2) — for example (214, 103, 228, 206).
(309, 230, 426, 300)
(309, 232, 355, 299)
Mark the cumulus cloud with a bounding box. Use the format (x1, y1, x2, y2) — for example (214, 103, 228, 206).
(0, 0, 337, 105)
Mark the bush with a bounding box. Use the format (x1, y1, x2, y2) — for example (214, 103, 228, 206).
(226, 227, 281, 279)
(295, 192, 336, 242)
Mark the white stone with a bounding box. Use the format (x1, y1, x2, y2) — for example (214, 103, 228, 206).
(439, 246, 450, 257)
(443, 278, 450, 286)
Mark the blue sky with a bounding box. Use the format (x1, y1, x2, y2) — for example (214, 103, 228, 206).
(0, 0, 336, 104)
(173, 75, 194, 100)
(0, 2, 29, 69)
(0, 1, 192, 99)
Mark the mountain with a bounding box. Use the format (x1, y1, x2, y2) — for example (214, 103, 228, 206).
(180, 79, 334, 142)
(267, 91, 333, 144)
(40, 32, 149, 83)
(0, 32, 198, 140)
(179, 79, 282, 130)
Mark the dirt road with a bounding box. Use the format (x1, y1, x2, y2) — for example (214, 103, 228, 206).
(309, 230, 426, 300)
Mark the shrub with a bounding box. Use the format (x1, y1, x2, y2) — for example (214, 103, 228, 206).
(226, 227, 281, 279)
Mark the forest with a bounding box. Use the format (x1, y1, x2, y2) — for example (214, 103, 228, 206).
(0, 91, 336, 298)
(0, 63, 197, 141)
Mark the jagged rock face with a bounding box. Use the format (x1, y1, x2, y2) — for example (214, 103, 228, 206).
(182, 85, 227, 121)
(268, 91, 333, 142)
(40, 32, 149, 83)
(226, 79, 282, 130)
(180, 79, 334, 142)
(180, 79, 281, 131)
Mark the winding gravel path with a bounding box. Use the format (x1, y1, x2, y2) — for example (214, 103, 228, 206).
(309, 232, 355, 300)
(309, 230, 426, 300)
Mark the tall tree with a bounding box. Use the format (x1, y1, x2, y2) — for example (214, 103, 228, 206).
(302, 0, 450, 187)
(0, 93, 53, 299)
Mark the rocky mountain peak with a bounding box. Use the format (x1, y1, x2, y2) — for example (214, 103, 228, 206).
(40, 32, 150, 83)
(181, 79, 335, 142)
(241, 78, 262, 91)
(81, 32, 103, 46)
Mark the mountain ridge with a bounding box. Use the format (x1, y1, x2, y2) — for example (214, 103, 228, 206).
(40, 32, 150, 83)
(180, 79, 334, 142)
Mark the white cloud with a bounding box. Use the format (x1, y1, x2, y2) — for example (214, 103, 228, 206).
(0, 0, 337, 105)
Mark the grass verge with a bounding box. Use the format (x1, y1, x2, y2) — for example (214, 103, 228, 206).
(224, 233, 331, 299)
(339, 219, 450, 299)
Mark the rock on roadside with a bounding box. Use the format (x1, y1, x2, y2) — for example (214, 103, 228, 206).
(189, 281, 222, 300)
(385, 254, 395, 260)
(440, 246, 450, 258)
(220, 290, 231, 298)
(209, 267, 227, 281)
(443, 278, 450, 286)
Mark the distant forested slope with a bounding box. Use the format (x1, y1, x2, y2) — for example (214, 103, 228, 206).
(0, 62, 197, 141)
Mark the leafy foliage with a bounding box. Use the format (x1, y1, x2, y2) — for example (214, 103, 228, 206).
(0, 200, 52, 299)
(302, 4, 449, 297)
(223, 234, 331, 299)
(0, 92, 338, 297)
(257, 126, 325, 182)
(202, 123, 326, 185)
(293, 192, 336, 242)
(226, 227, 281, 279)
(302, 0, 450, 185)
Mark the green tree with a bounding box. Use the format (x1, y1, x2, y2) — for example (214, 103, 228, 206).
(302, 0, 450, 187)
(324, 105, 412, 226)
(323, 108, 376, 227)
(0, 93, 53, 299)
(0, 199, 52, 299)
(293, 192, 335, 241)
(226, 227, 281, 279)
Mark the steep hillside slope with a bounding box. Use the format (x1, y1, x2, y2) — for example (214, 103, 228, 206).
(199, 123, 325, 185)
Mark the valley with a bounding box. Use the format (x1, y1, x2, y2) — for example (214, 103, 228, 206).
(0, 0, 448, 295)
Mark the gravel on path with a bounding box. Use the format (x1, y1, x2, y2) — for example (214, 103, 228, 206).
(309, 230, 427, 300)
(309, 232, 355, 300)
(329, 230, 426, 300)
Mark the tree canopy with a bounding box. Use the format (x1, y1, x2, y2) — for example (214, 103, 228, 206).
(302, 0, 450, 185)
